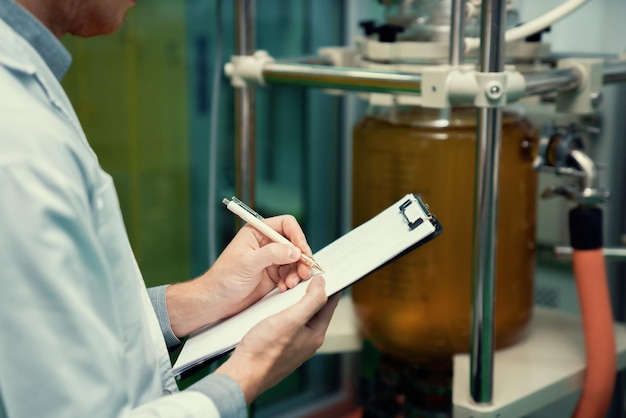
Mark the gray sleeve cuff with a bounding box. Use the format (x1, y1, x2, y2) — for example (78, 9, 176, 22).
(147, 285, 181, 349)
(188, 373, 247, 418)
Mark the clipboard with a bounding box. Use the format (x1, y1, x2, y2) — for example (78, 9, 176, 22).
(172, 193, 442, 376)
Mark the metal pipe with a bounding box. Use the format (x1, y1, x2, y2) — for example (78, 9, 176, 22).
(603, 60, 626, 84)
(449, 0, 466, 66)
(262, 63, 422, 94)
(524, 68, 580, 97)
(259, 56, 626, 99)
(470, 0, 506, 404)
(569, 149, 598, 191)
(235, 0, 256, 207)
(260, 58, 626, 98)
(523, 60, 626, 97)
(275, 55, 334, 66)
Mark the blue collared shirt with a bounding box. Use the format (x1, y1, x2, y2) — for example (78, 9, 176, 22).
(0, 1, 245, 416)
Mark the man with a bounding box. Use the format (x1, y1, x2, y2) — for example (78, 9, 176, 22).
(0, 0, 340, 416)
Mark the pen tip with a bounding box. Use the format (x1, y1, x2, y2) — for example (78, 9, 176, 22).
(301, 254, 324, 274)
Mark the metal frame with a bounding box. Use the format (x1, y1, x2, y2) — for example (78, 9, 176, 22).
(232, 0, 626, 411)
(234, 0, 256, 207)
(470, 0, 506, 403)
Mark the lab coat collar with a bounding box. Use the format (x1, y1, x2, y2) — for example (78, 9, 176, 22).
(0, 0, 71, 80)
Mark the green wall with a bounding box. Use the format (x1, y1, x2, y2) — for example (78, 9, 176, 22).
(62, 2, 190, 287)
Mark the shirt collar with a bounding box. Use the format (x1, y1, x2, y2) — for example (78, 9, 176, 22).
(0, 0, 71, 80)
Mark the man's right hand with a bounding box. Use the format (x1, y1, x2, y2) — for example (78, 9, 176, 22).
(214, 276, 341, 404)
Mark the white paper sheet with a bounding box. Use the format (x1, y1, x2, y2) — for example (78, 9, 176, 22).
(172, 193, 440, 375)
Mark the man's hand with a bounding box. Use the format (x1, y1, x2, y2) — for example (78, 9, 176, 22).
(214, 276, 341, 404)
(166, 215, 316, 337)
(204, 214, 315, 308)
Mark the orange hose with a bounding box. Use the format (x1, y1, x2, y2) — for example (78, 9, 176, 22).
(572, 249, 616, 418)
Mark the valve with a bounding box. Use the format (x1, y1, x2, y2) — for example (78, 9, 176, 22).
(533, 122, 609, 206)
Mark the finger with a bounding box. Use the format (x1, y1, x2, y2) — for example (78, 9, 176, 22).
(297, 262, 313, 281)
(281, 262, 312, 289)
(275, 272, 290, 292)
(270, 264, 300, 291)
(286, 275, 301, 289)
(307, 292, 341, 333)
(260, 247, 309, 291)
(282, 276, 328, 326)
(277, 279, 288, 292)
(259, 216, 315, 279)
(286, 278, 300, 289)
(264, 215, 313, 257)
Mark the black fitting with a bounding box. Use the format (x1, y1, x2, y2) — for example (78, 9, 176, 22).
(376, 24, 404, 43)
(359, 20, 378, 36)
(524, 24, 551, 43)
(569, 206, 603, 250)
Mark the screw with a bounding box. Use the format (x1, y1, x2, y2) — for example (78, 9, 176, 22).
(486, 81, 503, 100)
(590, 91, 603, 108)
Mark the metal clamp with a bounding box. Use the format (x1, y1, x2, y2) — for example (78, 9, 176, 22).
(399, 197, 425, 230)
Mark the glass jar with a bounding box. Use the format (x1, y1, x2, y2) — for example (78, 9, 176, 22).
(351, 105, 538, 362)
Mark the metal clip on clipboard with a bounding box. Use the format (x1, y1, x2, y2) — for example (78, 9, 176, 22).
(399, 194, 433, 230)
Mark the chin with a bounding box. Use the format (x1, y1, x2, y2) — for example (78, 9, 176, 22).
(71, 24, 121, 37)
(70, 7, 132, 37)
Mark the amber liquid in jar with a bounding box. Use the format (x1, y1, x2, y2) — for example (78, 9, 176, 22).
(351, 106, 538, 362)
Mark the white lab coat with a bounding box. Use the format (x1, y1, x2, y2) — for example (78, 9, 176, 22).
(0, 14, 235, 418)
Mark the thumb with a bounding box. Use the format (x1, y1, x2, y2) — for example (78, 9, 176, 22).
(283, 276, 328, 325)
(250, 242, 301, 269)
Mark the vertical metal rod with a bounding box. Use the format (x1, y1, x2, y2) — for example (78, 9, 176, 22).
(449, 0, 466, 65)
(470, 0, 506, 404)
(235, 0, 256, 207)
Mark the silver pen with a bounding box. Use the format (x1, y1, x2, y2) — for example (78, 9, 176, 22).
(223, 197, 324, 272)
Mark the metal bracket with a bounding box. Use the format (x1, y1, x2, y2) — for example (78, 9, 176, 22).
(421, 64, 526, 109)
(556, 58, 604, 115)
